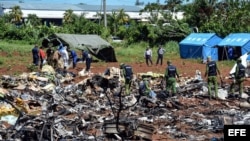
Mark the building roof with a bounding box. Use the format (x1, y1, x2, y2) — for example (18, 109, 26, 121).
(76, 5, 143, 12)
(0, 1, 143, 12)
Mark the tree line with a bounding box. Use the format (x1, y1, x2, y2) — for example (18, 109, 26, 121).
(0, 0, 249, 46)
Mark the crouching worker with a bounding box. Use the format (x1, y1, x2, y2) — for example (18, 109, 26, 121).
(139, 78, 157, 102)
(229, 58, 246, 97)
(120, 63, 133, 95)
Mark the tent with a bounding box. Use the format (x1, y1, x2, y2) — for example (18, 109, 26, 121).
(179, 33, 222, 61)
(42, 33, 117, 62)
(217, 33, 250, 60)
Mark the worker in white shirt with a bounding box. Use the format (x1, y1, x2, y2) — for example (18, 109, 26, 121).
(144, 47, 153, 66)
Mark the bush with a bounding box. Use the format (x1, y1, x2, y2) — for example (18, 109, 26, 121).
(0, 58, 4, 65)
(26, 64, 38, 72)
(165, 41, 179, 54)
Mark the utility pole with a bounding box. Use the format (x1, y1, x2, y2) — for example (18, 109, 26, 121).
(103, 0, 107, 27)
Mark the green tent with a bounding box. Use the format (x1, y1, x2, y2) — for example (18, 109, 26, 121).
(42, 33, 117, 62)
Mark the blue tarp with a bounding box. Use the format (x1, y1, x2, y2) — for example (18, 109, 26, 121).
(179, 33, 222, 61)
(217, 33, 250, 59)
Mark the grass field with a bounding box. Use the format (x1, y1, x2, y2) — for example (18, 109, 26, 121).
(0, 40, 235, 75)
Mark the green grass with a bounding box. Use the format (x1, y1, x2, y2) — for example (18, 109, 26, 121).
(218, 60, 235, 68)
(0, 40, 32, 66)
(0, 40, 32, 53)
(0, 57, 5, 65)
(0, 40, 236, 71)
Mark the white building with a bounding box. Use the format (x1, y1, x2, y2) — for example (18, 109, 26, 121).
(0, 1, 183, 25)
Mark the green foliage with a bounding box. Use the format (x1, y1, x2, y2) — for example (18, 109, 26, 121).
(26, 14, 42, 27)
(0, 41, 32, 53)
(218, 60, 235, 68)
(115, 41, 149, 62)
(182, 0, 250, 35)
(26, 64, 38, 72)
(164, 41, 180, 55)
(0, 58, 4, 65)
(0, 1, 249, 46)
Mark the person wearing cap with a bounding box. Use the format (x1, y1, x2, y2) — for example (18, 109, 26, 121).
(229, 58, 246, 97)
(144, 47, 153, 66)
(156, 45, 166, 66)
(204, 56, 221, 100)
(120, 63, 133, 95)
(165, 60, 179, 95)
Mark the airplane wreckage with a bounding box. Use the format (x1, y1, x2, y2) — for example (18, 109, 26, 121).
(0, 63, 250, 140)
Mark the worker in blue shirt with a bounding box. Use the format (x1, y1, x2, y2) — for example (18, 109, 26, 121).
(82, 50, 89, 62)
(68, 48, 78, 69)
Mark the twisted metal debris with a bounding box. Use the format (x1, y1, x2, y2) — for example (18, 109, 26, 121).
(0, 65, 250, 140)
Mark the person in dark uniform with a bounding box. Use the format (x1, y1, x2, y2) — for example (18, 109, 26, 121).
(229, 58, 246, 97)
(120, 63, 133, 95)
(32, 44, 39, 66)
(85, 52, 92, 72)
(165, 60, 179, 96)
(204, 56, 221, 100)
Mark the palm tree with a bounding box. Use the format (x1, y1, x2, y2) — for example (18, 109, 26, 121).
(141, 3, 162, 24)
(26, 14, 41, 27)
(117, 9, 130, 25)
(63, 9, 76, 25)
(9, 5, 23, 25)
(107, 11, 118, 35)
(164, 0, 183, 13)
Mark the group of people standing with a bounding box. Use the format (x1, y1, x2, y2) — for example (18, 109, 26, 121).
(144, 45, 166, 66)
(32, 44, 246, 100)
(31, 44, 92, 72)
(31, 45, 46, 70)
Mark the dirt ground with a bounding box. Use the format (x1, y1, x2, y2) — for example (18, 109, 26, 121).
(69, 59, 249, 86)
(1, 56, 250, 86)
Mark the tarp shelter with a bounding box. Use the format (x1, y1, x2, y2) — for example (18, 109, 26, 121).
(217, 33, 250, 60)
(42, 33, 117, 62)
(179, 33, 222, 61)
